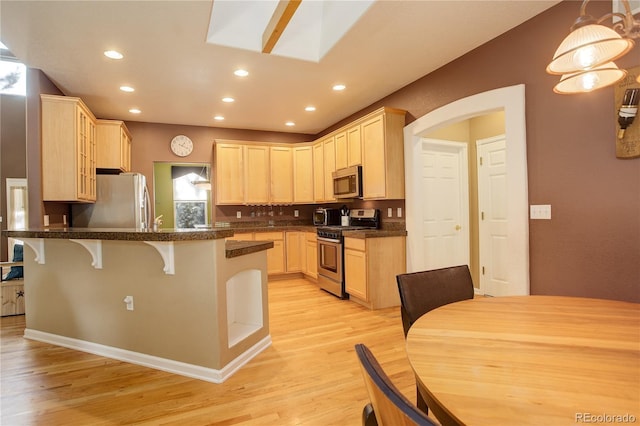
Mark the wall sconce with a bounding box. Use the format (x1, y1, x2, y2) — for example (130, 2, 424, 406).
(547, 0, 639, 94)
(617, 88, 639, 139)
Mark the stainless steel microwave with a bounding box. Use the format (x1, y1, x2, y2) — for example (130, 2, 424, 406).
(332, 165, 362, 199)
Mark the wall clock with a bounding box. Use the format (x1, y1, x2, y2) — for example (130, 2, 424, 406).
(170, 135, 193, 157)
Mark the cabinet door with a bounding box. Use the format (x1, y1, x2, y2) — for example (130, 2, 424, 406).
(335, 131, 347, 170)
(285, 231, 303, 272)
(305, 239, 318, 279)
(226, 232, 254, 241)
(255, 232, 285, 274)
(313, 141, 324, 202)
(293, 146, 314, 203)
(96, 120, 131, 172)
(361, 114, 386, 199)
(347, 125, 362, 166)
(323, 137, 336, 201)
(270, 146, 293, 204)
(215, 144, 244, 204)
(345, 247, 367, 301)
(244, 145, 270, 204)
(77, 104, 96, 202)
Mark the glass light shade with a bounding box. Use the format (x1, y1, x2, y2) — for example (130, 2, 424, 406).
(553, 62, 627, 94)
(193, 181, 211, 190)
(546, 24, 634, 75)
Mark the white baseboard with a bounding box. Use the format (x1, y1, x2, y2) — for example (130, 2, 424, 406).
(24, 329, 271, 384)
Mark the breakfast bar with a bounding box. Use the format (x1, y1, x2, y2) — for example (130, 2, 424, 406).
(5, 227, 274, 383)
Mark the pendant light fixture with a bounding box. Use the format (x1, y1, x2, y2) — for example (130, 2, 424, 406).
(547, 0, 639, 94)
(192, 165, 211, 191)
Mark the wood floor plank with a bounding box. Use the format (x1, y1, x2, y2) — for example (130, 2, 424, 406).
(1, 278, 419, 425)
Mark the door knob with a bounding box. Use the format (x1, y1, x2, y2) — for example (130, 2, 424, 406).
(455, 225, 461, 231)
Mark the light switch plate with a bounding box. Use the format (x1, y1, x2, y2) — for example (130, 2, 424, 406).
(294, 210, 299, 217)
(387, 208, 393, 217)
(397, 207, 403, 218)
(236, 211, 241, 218)
(530, 205, 551, 220)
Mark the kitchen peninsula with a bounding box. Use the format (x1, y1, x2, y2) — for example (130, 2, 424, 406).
(4, 227, 273, 383)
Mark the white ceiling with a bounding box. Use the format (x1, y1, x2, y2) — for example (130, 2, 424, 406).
(0, 0, 561, 135)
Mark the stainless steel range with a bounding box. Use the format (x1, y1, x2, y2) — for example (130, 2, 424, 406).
(316, 208, 380, 298)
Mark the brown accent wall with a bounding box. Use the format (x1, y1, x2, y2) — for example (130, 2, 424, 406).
(0, 94, 27, 261)
(330, 0, 639, 302)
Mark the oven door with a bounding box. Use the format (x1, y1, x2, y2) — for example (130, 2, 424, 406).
(317, 237, 342, 282)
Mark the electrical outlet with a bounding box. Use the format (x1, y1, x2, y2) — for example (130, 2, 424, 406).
(387, 208, 393, 217)
(123, 296, 134, 311)
(43, 215, 50, 226)
(63, 215, 67, 225)
(236, 211, 242, 219)
(530, 205, 551, 220)
(294, 210, 299, 217)
(397, 207, 402, 218)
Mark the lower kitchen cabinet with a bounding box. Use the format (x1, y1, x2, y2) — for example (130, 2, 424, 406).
(285, 231, 304, 272)
(304, 232, 318, 279)
(254, 232, 285, 275)
(1, 280, 25, 316)
(344, 236, 406, 309)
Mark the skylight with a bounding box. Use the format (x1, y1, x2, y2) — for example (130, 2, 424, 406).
(0, 41, 26, 96)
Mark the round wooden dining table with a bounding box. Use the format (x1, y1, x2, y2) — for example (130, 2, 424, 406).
(406, 296, 640, 425)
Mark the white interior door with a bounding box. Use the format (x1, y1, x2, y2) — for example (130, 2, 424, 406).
(420, 139, 469, 270)
(5, 178, 28, 260)
(477, 136, 508, 296)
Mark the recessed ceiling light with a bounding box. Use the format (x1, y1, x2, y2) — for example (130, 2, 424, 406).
(305, 106, 316, 112)
(285, 121, 295, 127)
(234, 69, 249, 77)
(332, 84, 346, 91)
(222, 97, 235, 103)
(129, 108, 141, 114)
(120, 86, 135, 92)
(214, 115, 224, 121)
(104, 50, 123, 60)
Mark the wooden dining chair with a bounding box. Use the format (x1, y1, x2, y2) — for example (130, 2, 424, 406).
(355, 344, 438, 426)
(396, 265, 475, 413)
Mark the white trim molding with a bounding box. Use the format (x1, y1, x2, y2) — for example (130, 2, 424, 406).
(24, 329, 272, 384)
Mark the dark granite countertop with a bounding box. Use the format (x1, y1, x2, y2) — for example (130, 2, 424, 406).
(225, 240, 274, 258)
(4, 227, 235, 241)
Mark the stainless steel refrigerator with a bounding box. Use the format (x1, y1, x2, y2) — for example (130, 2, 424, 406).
(71, 173, 151, 228)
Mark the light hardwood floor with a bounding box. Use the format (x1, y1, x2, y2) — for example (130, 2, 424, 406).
(1, 278, 419, 425)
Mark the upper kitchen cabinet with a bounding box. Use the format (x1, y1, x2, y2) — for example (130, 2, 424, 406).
(244, 145, 270, 204)
(323, 136, 336, 202)
(270, 146, 293, 204)
(361, 108, 406, 200)
(313, 141, 324, 202)
(335, 125, 362, 170)
(215, 143, 245, 204)
(96, 119, 131, 172)
(293, 145, 314, 203)
(41, 94, 97, 202)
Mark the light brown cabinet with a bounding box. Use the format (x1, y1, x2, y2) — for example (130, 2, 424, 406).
(285, 231, 304, 272)
(344, 236, 406, 309)
(323, 136, 336, 202)
(244, 145, 270, 204)
(229, 231, 285, 275)
(215, 143, 245, 204)
(305, 232, 318, 279)
(270, 147, 293, 204)
(41, 94, 97, 202)
(336, 125, 362, 170)
(255, 231, 285, 274)
(96, 119, 131, 171)
(313, 141, 324, 202)
(1, 280, 25, 316)
(361, 109, 406, 200)
(293, 146, 314, 203)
